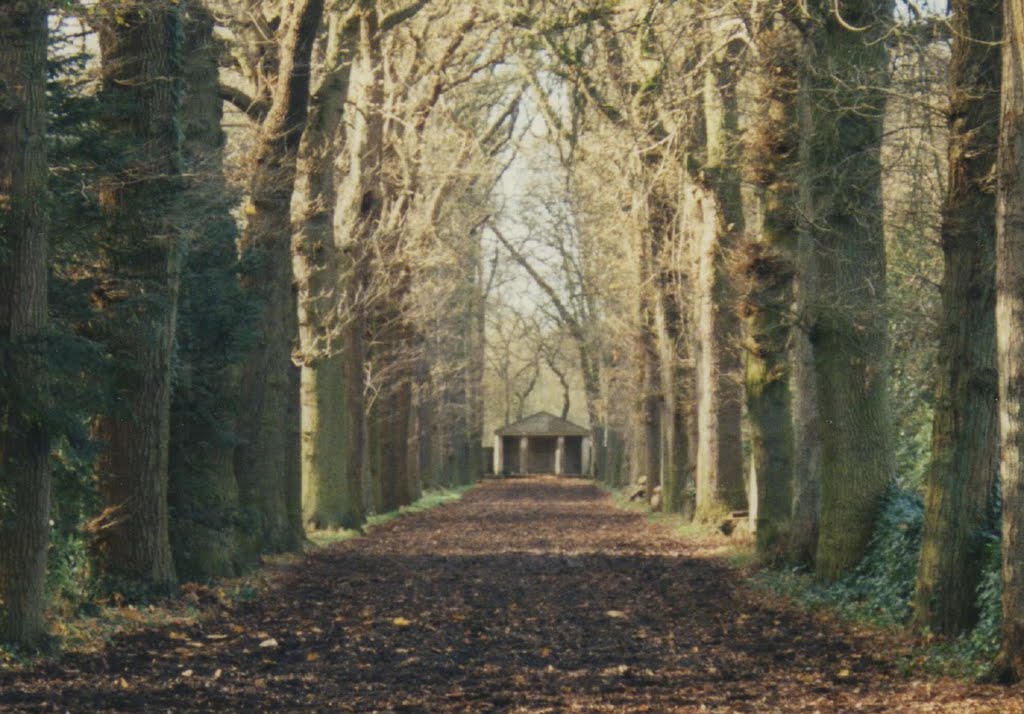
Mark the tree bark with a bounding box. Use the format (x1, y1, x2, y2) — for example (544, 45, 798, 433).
(334, 0, 384, 519)
(913, 0, 1001, 636)
(293, 8, 363, 530)
(693, 36, 747, 519)
(168, 3, 251, 579)
(995, 0, 1024, 683)
(788, 28, 823, 567)
(0, 0, 51, 647)
(742, 19, 799, 560)
(93, 0, 188, 589)
(235, 0, 324, 552)
(804, 0, 895, 580)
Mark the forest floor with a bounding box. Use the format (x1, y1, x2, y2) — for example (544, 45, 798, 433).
(1, 477, 1022, 713)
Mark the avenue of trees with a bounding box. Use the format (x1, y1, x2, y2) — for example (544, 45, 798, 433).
(3, 0, 1024, 684)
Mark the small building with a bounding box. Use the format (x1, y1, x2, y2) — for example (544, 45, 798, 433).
(493, 411, 591, 476)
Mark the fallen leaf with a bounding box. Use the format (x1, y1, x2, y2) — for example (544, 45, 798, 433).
(258, 638, 279, 648)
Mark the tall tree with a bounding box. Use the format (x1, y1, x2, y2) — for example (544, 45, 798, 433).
(234, 0, 324, 552)
(996, 0, 1024, 683)
(333, 0, 384, 519)
(293, 4, 363, 530)
(692, 21, 747, 519)
(168, 2, 255, 579)
(742, 15, 799, 559)
(913, 0, 1001, 636)
(0, 0, 51, 647)
(92, 0, 186, 588)
(789, 21, 823, 567)
(803, 0, 895, 579)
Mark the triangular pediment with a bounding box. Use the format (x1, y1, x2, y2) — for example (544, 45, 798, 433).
(495, 411, 590, 437)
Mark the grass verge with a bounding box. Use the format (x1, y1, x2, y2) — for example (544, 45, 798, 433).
(601, 482, 755, 565)
(307, 485, 473, 548)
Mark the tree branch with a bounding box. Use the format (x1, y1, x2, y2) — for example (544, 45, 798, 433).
(381, 0, 430, 33)
(488, 223, 585, 344)
(218, 83, 270, 122)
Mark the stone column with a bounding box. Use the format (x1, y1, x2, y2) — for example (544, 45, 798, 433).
(493, 435, 503, 475)
(519, 436, 529, 475)
(555, 436, 565, 475)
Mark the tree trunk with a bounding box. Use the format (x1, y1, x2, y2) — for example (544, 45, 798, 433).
(332, 0, 384, 519)
(641, 319, 662, 500)
(913, 0, 1001, 636)
(788, 30, 823, 567)
(657, 284, 692, 516)
(166, 2, 252, 581)
(995, 0, 1024, 683)
(742, 19, 799, 560)
(804, 0, 894, 580)
(0, 0, 51, 647)
(94, 0, 188, 589)
(379, 379, 414, 510)
(235, 0, 324, 553)
(694, 39, 747, 519)
(294, 10, 362, 530)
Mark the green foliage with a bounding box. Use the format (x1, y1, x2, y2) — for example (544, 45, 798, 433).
(759, 484, 1005, 677)
(167, 117, 258, 582)
(758, 486, 922, 625)
(45, 532, 92, 613)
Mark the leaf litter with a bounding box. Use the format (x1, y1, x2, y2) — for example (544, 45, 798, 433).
(0, 477, 1021, 712)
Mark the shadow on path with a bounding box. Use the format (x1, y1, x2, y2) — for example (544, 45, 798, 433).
(1, 477, 1020, 712)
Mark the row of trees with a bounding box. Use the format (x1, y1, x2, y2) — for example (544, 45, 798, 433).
(4, 0, 1024, 684)
(484, 0, 1024, 681)
(0, 0, 515, 649)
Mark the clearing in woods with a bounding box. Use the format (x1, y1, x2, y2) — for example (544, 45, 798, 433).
(1, 477, 1021, 712)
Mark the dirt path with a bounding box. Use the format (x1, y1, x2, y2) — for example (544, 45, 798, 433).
(2, 477, 1021, 712)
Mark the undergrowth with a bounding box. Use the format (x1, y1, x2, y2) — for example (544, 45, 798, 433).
(754, 483, 1002, 679)
(604, 478, 1002, 680)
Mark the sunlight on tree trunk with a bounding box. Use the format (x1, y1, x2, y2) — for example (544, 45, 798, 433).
(996, 0, 1024, 683)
